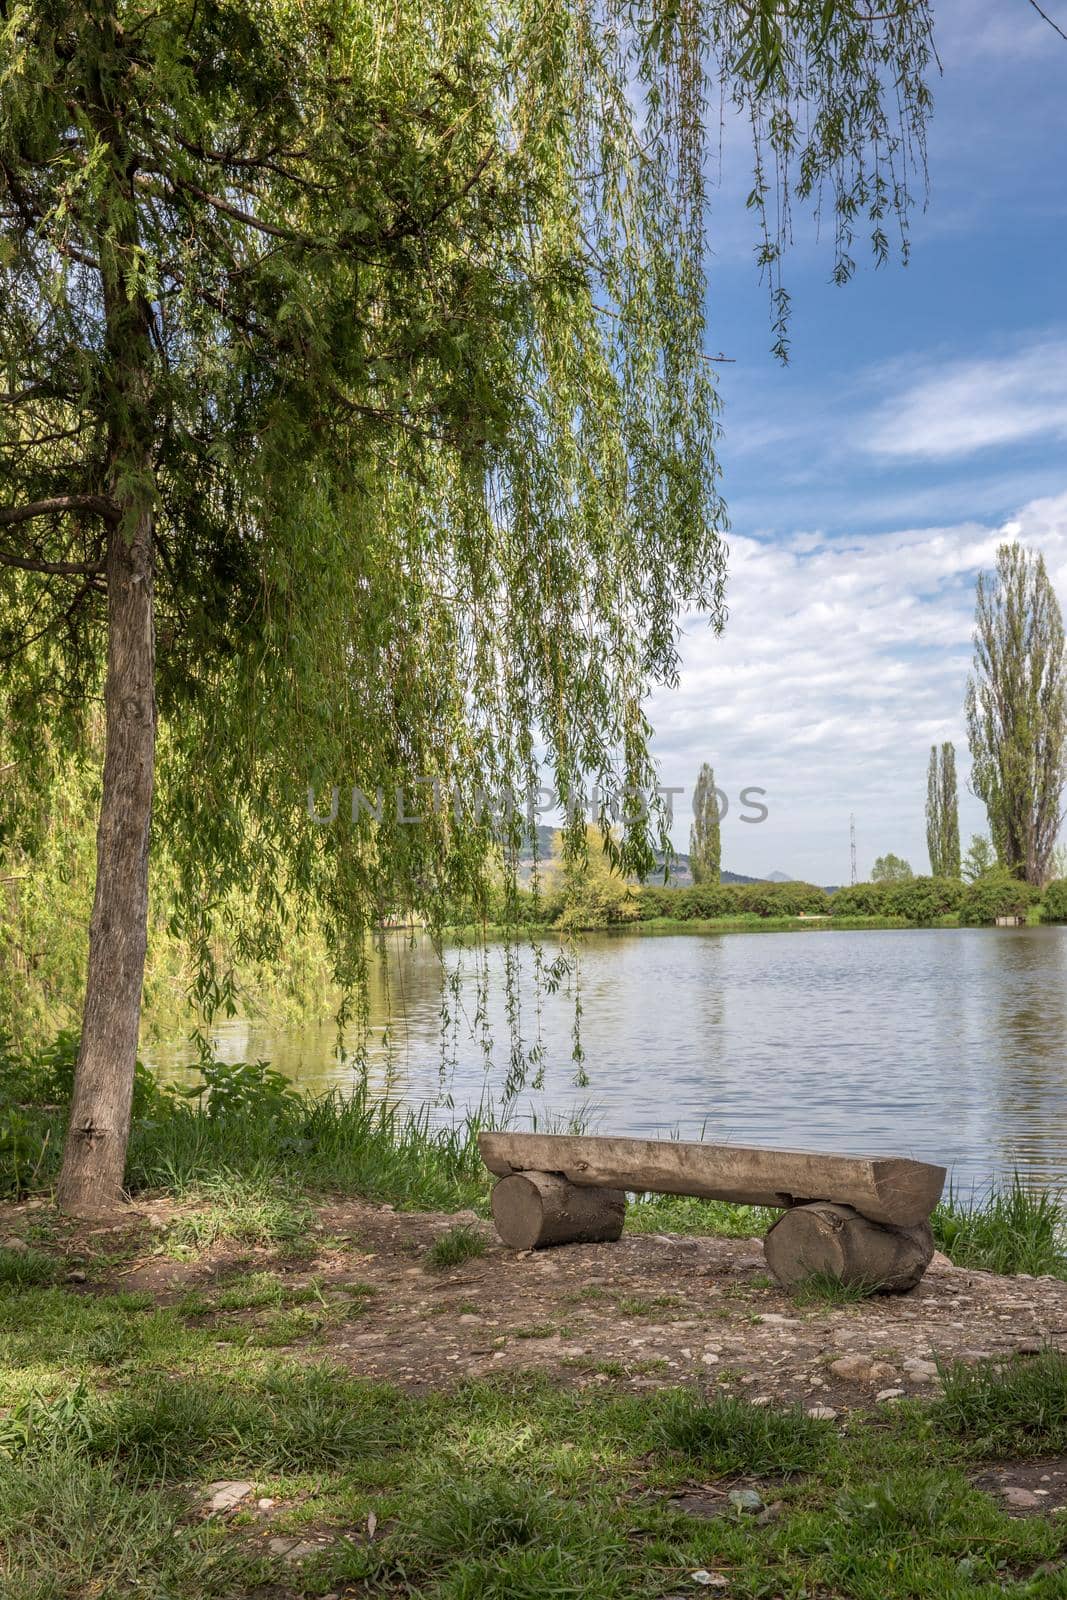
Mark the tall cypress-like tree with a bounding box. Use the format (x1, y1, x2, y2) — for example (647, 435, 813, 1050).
(0, 0, 936, 1213)
(939, 742, 961, 879)
(966, 545, 1067, 886)
(689, 764, 722, 885)
(926, 746, 941, 874)
(926, 742, 960, 877)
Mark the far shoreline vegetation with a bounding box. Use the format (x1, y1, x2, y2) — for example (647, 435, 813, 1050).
(6, 776, 1067, 1047)
(448, 870, 1066, 938)
(441, 820, 1067, 942)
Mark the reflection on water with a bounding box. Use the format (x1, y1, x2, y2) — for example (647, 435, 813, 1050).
(146, 926, 1067, 1193)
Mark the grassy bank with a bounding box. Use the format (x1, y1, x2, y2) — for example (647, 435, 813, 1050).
(3, 1039, 1066, 1281)
(601, 913, 915, 935)
(447, 907, 1062, 940)
(1, 1248, 1066, 1600)
(447, 914, 919, 938)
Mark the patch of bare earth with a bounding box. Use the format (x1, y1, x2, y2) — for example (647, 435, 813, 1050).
(21, 1196, 1057, 1416)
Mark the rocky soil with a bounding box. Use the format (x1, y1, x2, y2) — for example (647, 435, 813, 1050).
(96, 1198, 1067, 1410)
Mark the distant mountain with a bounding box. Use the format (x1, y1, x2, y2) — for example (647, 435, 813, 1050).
(514, 830, 816, 890)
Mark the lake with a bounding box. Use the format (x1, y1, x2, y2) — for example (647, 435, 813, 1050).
(146, 925, 1067, 1195)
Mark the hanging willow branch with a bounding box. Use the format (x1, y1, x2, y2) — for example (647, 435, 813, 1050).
(0, 0, 935, 1046)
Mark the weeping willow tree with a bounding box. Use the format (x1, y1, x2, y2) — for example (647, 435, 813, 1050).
(0, 0, 935, 1213)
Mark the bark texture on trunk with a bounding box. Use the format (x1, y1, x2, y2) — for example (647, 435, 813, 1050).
(56, 40, 159, 1218)
(56, 515, 156, 1215)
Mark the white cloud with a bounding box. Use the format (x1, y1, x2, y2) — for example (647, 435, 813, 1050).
(936, 0, 1058, 64)
(864, 339, 1067, 460)
(650, 492, 1067, 883)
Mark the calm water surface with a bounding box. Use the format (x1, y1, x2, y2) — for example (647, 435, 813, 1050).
(147, 926, 1067, 1193)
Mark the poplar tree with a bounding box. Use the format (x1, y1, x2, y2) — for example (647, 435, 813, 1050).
(0, 0, 935, 1214)
(689, 764, 722, 885)
(926, 748, 941, 873)
(939, 742, 961, 879)
(926, 742, 960, 877)
(966, 545, 1067, 886)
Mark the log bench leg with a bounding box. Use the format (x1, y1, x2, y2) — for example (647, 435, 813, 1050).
(490, 1171, 626, 1251)
(763, 1201, 934, 1294)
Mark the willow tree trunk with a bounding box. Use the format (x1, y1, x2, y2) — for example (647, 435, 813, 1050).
(56, 517, 156, 1215)
(56, 56, 158, 1216)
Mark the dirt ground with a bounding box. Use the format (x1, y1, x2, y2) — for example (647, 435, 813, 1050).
(38, 1197, 1065, 1423)
(8, 1196, 1067, 1530)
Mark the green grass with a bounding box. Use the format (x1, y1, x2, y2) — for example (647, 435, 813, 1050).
(209, 1271, 290, 1312)
(615, 1293, 680, 1316)
(5, 1041, 1066, 1291)
(2, 1269, 1066, 1599)
(424, 1225, 489, 1271)
(654, 1388, 831, 1475)
(627, 1178, 1067, 1283)
(626, 1192, 778, 1238)
(2, 1063, 496, 1212)
(933, 1177, 1067, 1279)
(0, 1246, 58, 1289)
(790, 1271, 879, 1307)
(932, 1350, 1067, 1456)
(162, 1174, 317, 1252)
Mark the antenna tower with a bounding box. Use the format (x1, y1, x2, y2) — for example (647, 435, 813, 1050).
(849, 813, 857, 886)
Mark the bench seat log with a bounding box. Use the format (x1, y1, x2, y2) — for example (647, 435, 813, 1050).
(478, 1132, 945, 1228)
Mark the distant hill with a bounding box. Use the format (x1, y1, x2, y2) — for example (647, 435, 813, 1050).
(514, 829, 822, 890)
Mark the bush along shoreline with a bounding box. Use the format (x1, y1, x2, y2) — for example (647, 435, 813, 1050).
(452, 870, 1067, 934)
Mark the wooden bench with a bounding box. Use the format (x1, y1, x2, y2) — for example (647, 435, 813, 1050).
(479, 1132, 947, 1294)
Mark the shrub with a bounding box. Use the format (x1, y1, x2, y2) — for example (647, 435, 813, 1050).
(547, 826, 640, 931)
(957, 869, 1040, 926)
(635, 884, 678, 920)
(830, 880, 893, 916)
(883, 875, 963, 924)
(637, 885, 718, 919)
(0, 1102, 53, 1197)
(1040, 878, 1067, 922)
(833, 876, 962, 924)
(0, 1028, 173, 1196)
(24, 1029, 171, 1119)
(680, 884, 739, 918)
(637, 881, 830, 919)
(734, 880, 829, 916)
(176, 1057, 299, 1122)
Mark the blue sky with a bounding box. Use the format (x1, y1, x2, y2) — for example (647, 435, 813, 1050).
(651, 0, 1067, 883)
